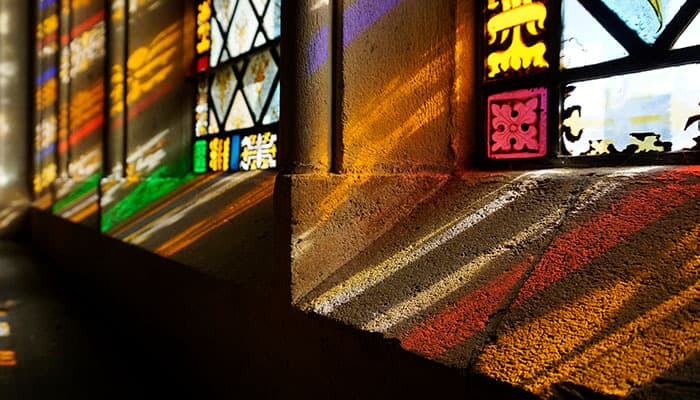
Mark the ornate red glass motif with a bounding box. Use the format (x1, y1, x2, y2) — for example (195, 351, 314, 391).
(487, 88, 547, 159)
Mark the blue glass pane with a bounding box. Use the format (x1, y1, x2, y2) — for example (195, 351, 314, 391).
(600, 0, 685, 44)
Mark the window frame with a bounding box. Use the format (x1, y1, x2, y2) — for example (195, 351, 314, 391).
(476, 0, 700, 169)
(191, 0, 281, 174)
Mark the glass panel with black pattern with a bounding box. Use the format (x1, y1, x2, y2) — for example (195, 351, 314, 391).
(193, 0, 280, 173)
(481, 0, 700, 163)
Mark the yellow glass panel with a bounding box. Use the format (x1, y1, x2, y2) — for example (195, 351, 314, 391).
(485, 0, 549, 79)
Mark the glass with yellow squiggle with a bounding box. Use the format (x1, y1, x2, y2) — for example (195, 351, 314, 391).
(484, 0, 551, 80)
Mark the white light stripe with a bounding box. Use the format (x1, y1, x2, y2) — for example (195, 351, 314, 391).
(127, 171, 261, 244)
(361, 211, 563, 333)
(306, 178, 538, 315)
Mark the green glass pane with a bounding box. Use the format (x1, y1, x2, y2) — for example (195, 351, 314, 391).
(561, 0, 628, 69)
(561, 64, 700, 156)
(193, 139, 208, 173)
(600, 0, 685, 44)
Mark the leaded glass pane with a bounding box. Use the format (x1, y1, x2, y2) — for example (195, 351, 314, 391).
(262, 83, 280, 124)
(213, 0, 235, 28)
(195, 79, 209, 137)
(196, 0, 212, 71)
(242, 49, 278, 122)
(240, 132, 277, 170)
(210, 66, 237, 126)
(225, 90, 255, 130)
(673, 13, 700, 49)
(250, 0, 266, 16)
(210, 18, 226, 67)
(193, 139, 208, 173)
(560, 0, 628, 69)
(600, 0, 685, 44)
(561, 64, 700, 156)
(208, 136, 231, 172)
(227, 0, 258, 58)
(208, 109, 220, 134)
(262, 0, 281, 40)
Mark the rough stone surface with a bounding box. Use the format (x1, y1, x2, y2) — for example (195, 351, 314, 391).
(292, 166, 700, 398)
(341, 0, 459, 173)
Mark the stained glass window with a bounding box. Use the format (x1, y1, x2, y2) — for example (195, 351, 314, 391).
(481, 0, 700, 162)
(193, 0, 280, 173)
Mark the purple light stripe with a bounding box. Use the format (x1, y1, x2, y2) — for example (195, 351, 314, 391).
(307, 0, 403, 75)
(342, 0, 402, 47)
(38, 0, 57, 12)
(307, 25, 329, 75)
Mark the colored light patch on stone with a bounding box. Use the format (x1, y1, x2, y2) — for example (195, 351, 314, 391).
(0, 350, 16, 367)
(0, 322, 9, 337)
(487, 87, 547, 159)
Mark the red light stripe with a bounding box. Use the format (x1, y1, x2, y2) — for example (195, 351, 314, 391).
(58, 114, 104, 153)
(514, 171, 700, 306)
(37, 31, 58, 49)
(400, 260, 530, 359)
(70, 10, 105, 39)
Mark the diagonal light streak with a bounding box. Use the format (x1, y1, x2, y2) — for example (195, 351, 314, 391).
(362, 209, 564, 333)
(126, 171, 262, 245)
(305, 177, 540, 315)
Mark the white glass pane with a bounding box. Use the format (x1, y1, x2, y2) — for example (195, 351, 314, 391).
(673, 13, 700, 49)
(242, 49, 278, 122)
(561, 0, 628, 69)
(225, 90, 255, 130)
(210, 67, 237, 126)
(562, 64, 700, 156)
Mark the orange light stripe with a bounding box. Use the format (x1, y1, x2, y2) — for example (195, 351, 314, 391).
(0, 350, 16, 367)
(110, 82, 176, 131)
(34, 193, 54, 210)
(155, 176, 275, 257)
(69, 201, 99, 223)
